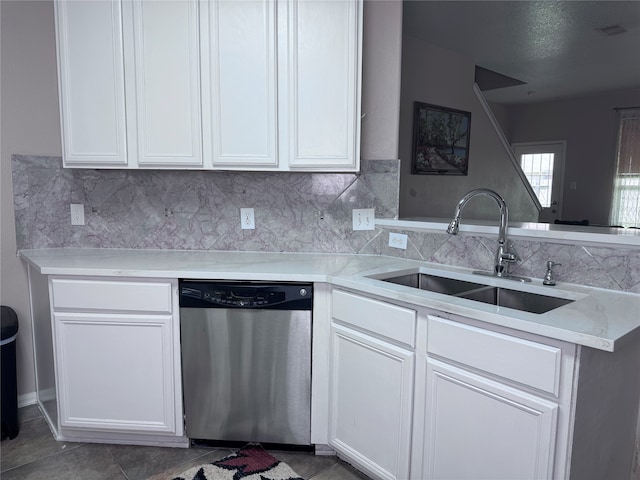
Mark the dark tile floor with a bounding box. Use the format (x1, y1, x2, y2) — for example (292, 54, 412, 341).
(1, 405, 371, 480)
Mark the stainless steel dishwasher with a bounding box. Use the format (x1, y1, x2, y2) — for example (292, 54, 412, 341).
(179, 280, 312, 447)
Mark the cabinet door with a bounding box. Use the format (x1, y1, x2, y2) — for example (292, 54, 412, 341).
(330, 324, 414, 480)
(420, 358, 558, 480)
(129, 0, 203, 167)
(284, 0, 362, 171)
(54, 312, 179, 434)
(203, 0, 278, 169)
(55, 0, 128, 167)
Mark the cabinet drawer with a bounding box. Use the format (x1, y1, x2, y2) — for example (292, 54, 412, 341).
(51, 278, 173, 314)
(427, 316, 561, 395)
(332, 290, 416, 347)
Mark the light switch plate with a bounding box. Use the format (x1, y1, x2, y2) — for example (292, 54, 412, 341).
(389, 232, 408, 249)
(352, 209, 375, 231)
(240, 208, 255, 230)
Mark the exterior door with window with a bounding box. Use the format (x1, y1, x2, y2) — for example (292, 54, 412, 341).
(513, 142, 566, 224)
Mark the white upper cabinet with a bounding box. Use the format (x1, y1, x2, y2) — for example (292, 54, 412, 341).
(129, 1, 203, 167)
(55, 0, 362, 171)
(202, 0, 278, 169)
(203, 0, 362, 171)
(55, 0, 203, 169)
(284, 0, 362, 171)
(55, 1, 128, 166)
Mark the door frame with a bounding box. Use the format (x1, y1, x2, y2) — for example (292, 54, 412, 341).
(512, 140, 567, 223)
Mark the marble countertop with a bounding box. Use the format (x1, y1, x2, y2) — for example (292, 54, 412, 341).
(19, 248, 640, 352)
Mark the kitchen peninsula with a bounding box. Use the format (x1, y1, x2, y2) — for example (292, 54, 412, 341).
(20, 247, 640, 480)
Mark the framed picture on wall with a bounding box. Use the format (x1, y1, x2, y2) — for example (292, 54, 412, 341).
(411, 102, 471, 175)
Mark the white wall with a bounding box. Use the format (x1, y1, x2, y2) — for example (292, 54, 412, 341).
(1, 0, 62, 403)
(398, 35, 538, 222)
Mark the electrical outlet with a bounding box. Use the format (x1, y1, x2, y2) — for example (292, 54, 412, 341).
(389, 232, 408, 249)
(240, 208, 255, 230)
(70, 204, 85, 226)
(352, 209, 375, 231)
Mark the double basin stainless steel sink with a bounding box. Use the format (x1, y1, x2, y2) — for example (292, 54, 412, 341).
(370, 271, 574, 314)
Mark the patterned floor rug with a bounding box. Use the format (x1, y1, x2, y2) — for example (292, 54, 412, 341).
(172, 444, 304, 480)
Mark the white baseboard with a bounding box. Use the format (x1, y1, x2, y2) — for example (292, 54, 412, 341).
(18, 391, 37, 408)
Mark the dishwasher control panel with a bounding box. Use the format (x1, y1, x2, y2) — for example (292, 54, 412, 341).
(179, 280, 313, 310)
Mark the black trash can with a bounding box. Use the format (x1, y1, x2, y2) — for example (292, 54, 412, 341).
(1, 305, 19, 440)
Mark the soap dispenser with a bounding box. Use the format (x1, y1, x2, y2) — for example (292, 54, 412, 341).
(543, 261, 561, 286)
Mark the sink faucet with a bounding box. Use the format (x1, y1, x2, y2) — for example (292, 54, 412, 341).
(446, 188, 518, 278)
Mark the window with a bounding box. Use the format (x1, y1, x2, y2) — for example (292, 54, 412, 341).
(610, 108, 640, 228)
(520, 152, 554, 208)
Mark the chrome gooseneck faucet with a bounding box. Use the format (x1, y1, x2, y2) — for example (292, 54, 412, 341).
(447, 188, 523, 279)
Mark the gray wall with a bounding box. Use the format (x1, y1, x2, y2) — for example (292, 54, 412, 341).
(360, 0, 403, 160)
(504, 87, 640, 225)
(1, 0, 62, 402)
(398, 35, 538, 222)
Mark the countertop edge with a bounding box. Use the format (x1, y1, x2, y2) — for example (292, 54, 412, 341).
(18, 248, 640, 353)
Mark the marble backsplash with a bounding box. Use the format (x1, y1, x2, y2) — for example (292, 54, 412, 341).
(12, 155, 399, 254)
(12, 155, 640, 292)
(365, 227, 640, 293)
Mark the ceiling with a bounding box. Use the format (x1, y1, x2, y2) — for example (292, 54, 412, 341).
(402, 1, 640, 104)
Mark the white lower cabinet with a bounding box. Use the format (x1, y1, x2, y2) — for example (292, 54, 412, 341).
(330, 325, 414, 480)
(328, 290, 577, 480)
(421, 358, 558, 480)
(54, 312, 177, 433)
(414, 315, 573, 480)
(48, 277, 185, 444)
(329, 289, 416, 480)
